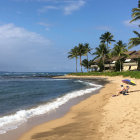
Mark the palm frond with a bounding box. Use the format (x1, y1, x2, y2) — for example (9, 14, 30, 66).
(132, 8, 140, 12)
(133, 31, 140, 37)
(130, 16, 140, 23)
(131, 12, 140, 17)
(128, 37, 140, 49)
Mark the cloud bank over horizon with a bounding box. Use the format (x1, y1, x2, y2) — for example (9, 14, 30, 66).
(0, 23, 73, 72)
(0, 23, 60, 72)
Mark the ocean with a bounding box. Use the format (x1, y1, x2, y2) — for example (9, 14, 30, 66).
(0, 72, 102, 135)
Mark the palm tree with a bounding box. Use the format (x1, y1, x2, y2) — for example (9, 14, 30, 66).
(68, 46, 79, 72)
(93, 43, 109, 71)
(129, 1, 140, 48)
(81, 59, 89, 72)
(130, 0, 140, 24)
(129, 31, 140, 49)
(78, 43, 86, 72)
(100, 32, 115, 49)
(112, 40, 128, 72)
(84, 43, 92, 72)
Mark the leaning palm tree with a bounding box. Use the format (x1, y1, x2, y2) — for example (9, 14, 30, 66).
(84, 43, 92, 72)
(129, 31, 140, 49)
(68, 46, 79, 72)
(100, 32, 115, 49)
(112, 40, 128, 72)
(93, 43, 109, 71)
(77, 43, 86, 72)
(130, 0, 140, 24)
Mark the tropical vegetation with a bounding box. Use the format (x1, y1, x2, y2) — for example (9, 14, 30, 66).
(112, 41, 128, 71)
(129, 31, 140, 49)
(100, 32, 115, 49)
(68, 46, 79, 72)
(68, 0, 140, 73)
(129, 0, 140, 48)
(130, 0, 140, 23)
(93, 43, 109, 71)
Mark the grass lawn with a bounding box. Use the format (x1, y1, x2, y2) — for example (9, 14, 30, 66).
(69, 71, 140, 79)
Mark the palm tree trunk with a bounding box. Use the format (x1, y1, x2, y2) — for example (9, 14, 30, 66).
(107, 42, 111, 71)
(76, 57, 78, 73)
(80, 55, 83, 72)
(107, 42, 109, 49)
(137, 58, 140, 70)
(103, 53, 105, 71)
(103, 58, 105, 71)
(120, 60, 122, 72)
(87, 54, 89, 72)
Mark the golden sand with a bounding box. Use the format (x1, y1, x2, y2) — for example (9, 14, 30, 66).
(19, 75, 140, 140)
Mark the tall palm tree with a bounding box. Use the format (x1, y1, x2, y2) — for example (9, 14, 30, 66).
(112, 40, 128, 72)
(68, 46, 79, 72)
(78, 43, 86, 72)
(130, 0, 140, 24)
(93, 43, 109, 71)
(100, 32, 115, 49)
(84, 43, 92, 72)
(129, 31, 140, 49)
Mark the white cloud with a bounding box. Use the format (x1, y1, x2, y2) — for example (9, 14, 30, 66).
(64, 0, 85, 15)
(0, 24, 50, 42)
(0, 23, 52, 71)
(38, 6, 59, 13)
(95, 26, 112, 31)
(123, 20, 140, 28)
(38, 0, 86, 15)
(38, 22, 52, 31)
(14, 0, 82, 2)
(0, 23, 74, 72)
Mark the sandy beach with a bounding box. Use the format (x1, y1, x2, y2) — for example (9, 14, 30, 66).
(18, 75, 140, 140)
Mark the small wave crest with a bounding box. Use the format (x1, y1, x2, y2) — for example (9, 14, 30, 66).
(0, 81, 102, 134)
(74, 80, 98, 86)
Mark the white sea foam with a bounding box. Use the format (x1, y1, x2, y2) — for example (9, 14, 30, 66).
(75, 80, 98, 86)
(0, 81, 102, 134)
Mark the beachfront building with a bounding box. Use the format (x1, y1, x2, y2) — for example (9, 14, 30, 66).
(91, 50, 140, 71)
(123, 50, 140, 71)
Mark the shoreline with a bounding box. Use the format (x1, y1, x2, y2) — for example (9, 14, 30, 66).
(18, 76, 113, 140)
(0, 77, 107, 140)
(3, 75, 140, 140)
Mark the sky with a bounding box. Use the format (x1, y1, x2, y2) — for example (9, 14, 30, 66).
(0, 0, 139, 72)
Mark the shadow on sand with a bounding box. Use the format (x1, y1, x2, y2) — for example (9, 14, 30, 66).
(129, 90, 140, 93)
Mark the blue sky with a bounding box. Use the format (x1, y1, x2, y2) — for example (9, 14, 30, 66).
(0, 0, 139, 72)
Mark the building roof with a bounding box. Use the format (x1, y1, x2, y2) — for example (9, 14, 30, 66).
(129, 50, 140, 59)
(93, 56, 110, 63)
(93, 50, 140, 64)
(110, 51, 136, 61)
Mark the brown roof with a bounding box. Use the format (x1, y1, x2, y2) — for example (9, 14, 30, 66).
(93, 50, 140, 63)
(129, 50, 140, 59)
(110, 51, 136, 61)
(124, 51, 136, 55)
(93, 56, 110, 63)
